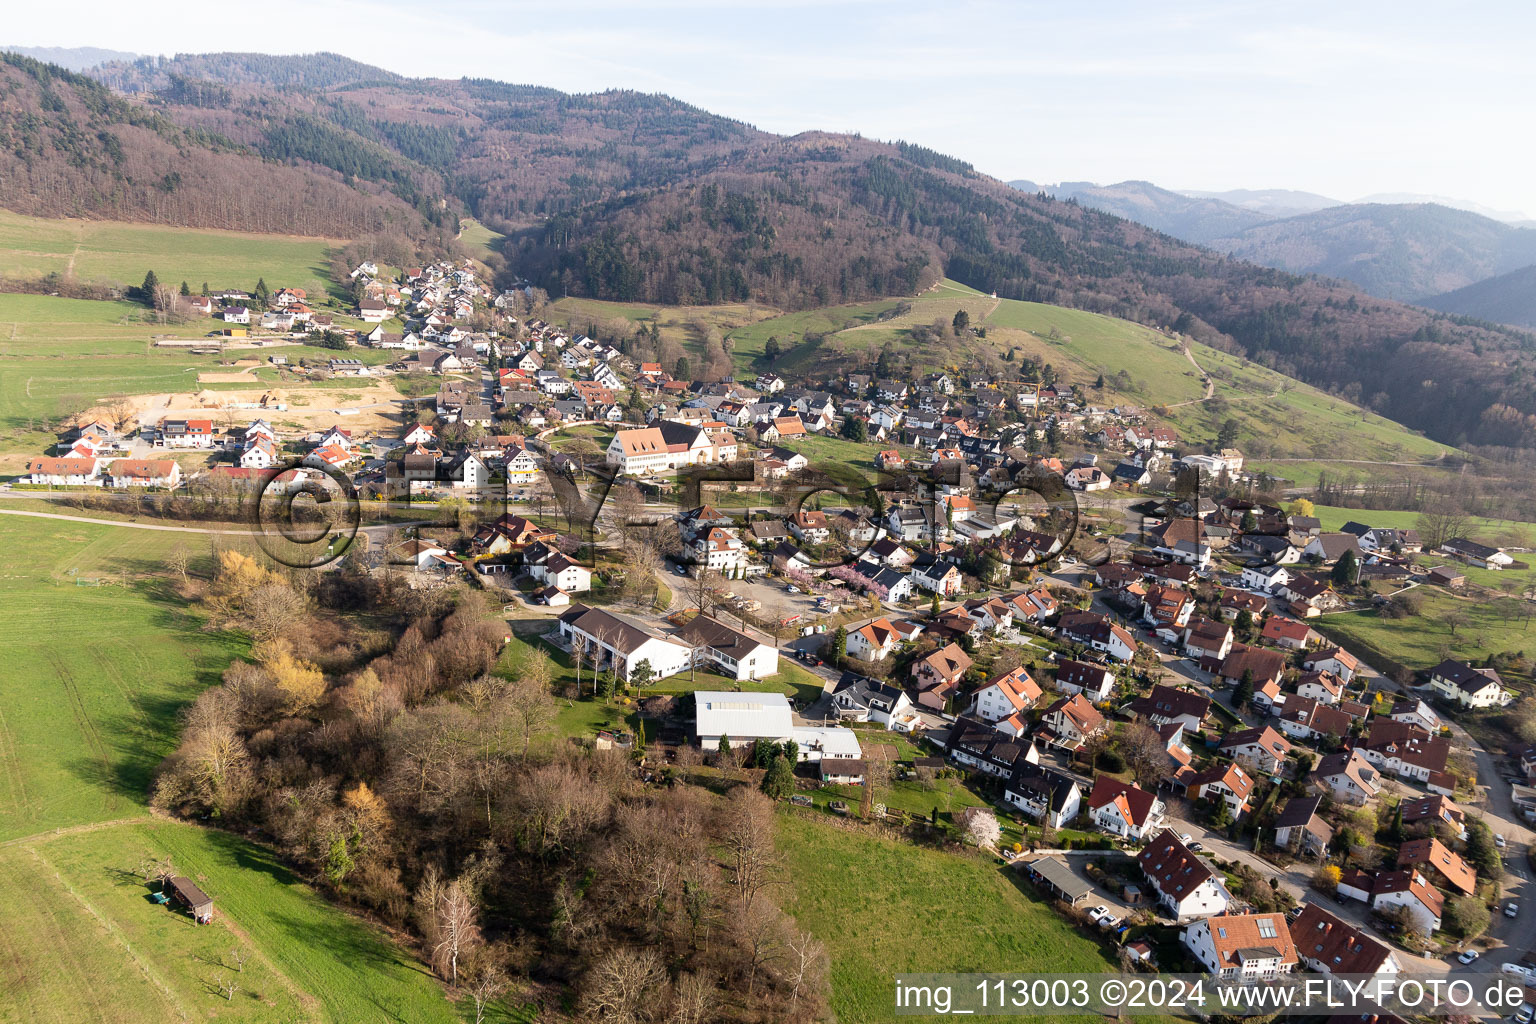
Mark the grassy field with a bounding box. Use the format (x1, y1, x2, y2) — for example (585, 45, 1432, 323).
(0, 516, 248, 842)
(0, 514, 465, 1021)
(777, 813, 1119, 1024)
(0, 821, 458, 1024)
(455, 218, 505, 263)
(0, 209, 342, 301)
(1314, 588, 1536, 676)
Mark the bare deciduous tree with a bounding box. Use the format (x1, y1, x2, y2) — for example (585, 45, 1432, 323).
(1119, 722, 1168, 790)
(432, 878, 482, 986)
(581, 947, 666, 1024)
(717, 788, 778, 910)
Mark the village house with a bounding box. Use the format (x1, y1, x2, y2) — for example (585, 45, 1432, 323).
(557, 605, 693, 683)
(1261, 616, 1317, 650)
(1241, 563, 1293, 593)
(846, 617, 901, 662)
(1182, 912, 1297, 980)
(1129, 684, 1209, 733)
(1389, 699, 1441, 733)
(1370, 870, 1443, 935)
(1219, 726, 1292, 776)
(1396, 837, 1476, 896)
(1310, 750, 1381, 805)
(1052, 659, 1115, 702)
(1056, 611, 1138, 662)
(108, 459, 182, 489)
(1439, 537, 1513, 570)
(529, 552, 592, 594)
(1003, 761, 1082, 828)
(1036, 693, 1106, 752)
(1272, 795, 1333, 858)
(944, 717, 1040, 777)
(1358, 719, 1451, 786)
(1217, 644, 1287, 691)
(1303, 646, 1359, 683)
(1086, 776, 1166, 841)
(27, 456, 100, 486)
(970, 666, 1043, 731)
(1275, 696, 1354, 743)
(1138, 830, 1232, 922)
(1427, 659, 1511, 708)
(1400, 794, 1467, 839)
(606, 422, 736, 475)
(1289, 904, 1400, 984)
(1007, 587, 1058, 624)
(910, 643, 973, 711)
(674, 616, 779, 681)
(829, 674, 918, 732)
(909, 552, 964, 597)
(1295, 670, 1345, 705)
(1187, 760, 1255, 819)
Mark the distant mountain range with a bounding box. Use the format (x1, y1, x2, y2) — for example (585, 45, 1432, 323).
(1179, 187, 1342, 219)
(1, 44, 137, 71)
(1010, 178, 1536, 316)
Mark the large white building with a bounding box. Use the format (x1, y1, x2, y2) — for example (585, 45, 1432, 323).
(674, 616, 779, 681)
(606, 422, 737, 475)
(695, 691, 793, 749)
(556, 605, 692, 682)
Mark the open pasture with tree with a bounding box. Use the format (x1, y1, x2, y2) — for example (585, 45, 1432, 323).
(0, 821, 459, 1024)
(0, 208, 342, 300)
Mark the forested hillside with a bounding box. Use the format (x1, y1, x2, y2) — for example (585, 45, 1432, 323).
(0, 53, 428, 238)
(1424, 264, 1536, 328)
(1, 51, 1534, 450)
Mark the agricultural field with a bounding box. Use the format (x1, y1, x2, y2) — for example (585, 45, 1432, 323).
(455, 218, 505, 262)
(0, 821, 459, 1024)
(1314, 587, 1536, 681)
(0, 515, 247, 842)
(0, 514, 466, 1023)
(550, 295, 780, 364)
(776, 814, 1122, 1024)
(0, 209, 343, 301)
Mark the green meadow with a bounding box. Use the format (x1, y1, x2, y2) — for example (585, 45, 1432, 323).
(0, 513, 462, 1022)
(776, 813, 1125, 1024)
(0, 208, 342, 301)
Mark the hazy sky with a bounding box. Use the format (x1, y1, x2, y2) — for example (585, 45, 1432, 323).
(10, 1, 1535, 215)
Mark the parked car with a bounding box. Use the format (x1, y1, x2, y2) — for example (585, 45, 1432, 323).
(1089, 905, 1109, 921)
(1188, 841, 1204, 852)
(1495, 834, 1508, 849)
(1458, 950, 1481, 965)
(786, 585, 800, 594)
(1514, 1004, 1534, 1024)
(1177, 832, 1193, 844)
(1506, 903, 1520, 919)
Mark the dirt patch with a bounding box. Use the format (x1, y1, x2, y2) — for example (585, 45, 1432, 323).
(863, 742, 900, 762)
(196, 371, 259, 384)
